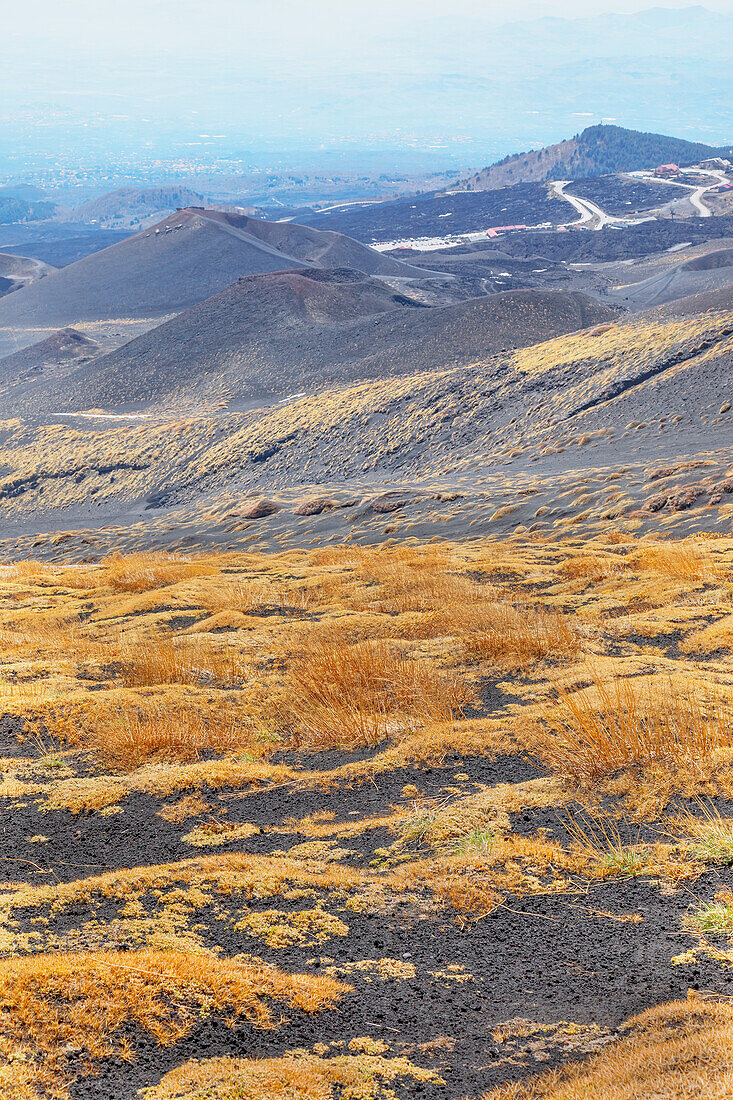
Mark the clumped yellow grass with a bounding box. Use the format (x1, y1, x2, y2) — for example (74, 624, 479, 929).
(633, 540, 722, 581)
(109, 633, 250, 687)
(0, 949, 346, 1100)
(8, 560, 56, 581)
(482, 997, 733, 1100)
(286, 635, 472, 749)
(103, 552, 219, 592)
(675, 802, 733, 866)
(87, 704, 248, 769)
(529, 675, 733, 785)
(461, 603, 579, 669)
(192, 576, 274, 614)
(558, 552, 627, 581)
(144, 1048, 440, 1100)
(512, 314, 722, 378)
(356, 545, 464, 613)
(2, 535, 733, 1099)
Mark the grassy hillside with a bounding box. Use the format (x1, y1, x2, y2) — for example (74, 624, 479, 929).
(0, 293, 730, 558)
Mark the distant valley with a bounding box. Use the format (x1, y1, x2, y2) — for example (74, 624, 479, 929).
(6, 6, 733, 1099)
(0, 123, 731, 561)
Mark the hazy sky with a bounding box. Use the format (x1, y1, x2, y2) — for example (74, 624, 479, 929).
(4, 1, 733, 61)
(1, 2, 731, 175)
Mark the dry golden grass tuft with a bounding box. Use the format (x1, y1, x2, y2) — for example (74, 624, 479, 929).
(3, 536, 733, 1097)
(481, 997, 733, 1100)
(108, 633, 251, 688)
(461, 603, 579, 669)
(0, 851, 375, 934)
(679, 614, 733, 657)
(528, 675, 733, 786)
(0, 949, 346, 1100)
(103, 551, 219, 592)
(632, 539, 723, 581)
(189, 575, 277, 615)
(86, 704, 248, 769)
(355, 544, 466, 613)
(8, 559, 56, 581)
(144, 1048, 440, 1100)
(157, 793, 213, 823)
(285, 634, 473, 749)
(675, 802, 733, 866)
(558, 552, 628, 582)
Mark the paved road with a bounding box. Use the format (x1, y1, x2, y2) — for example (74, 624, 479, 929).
(685, 169, 728, 218)
(635, 169, 729, 219)
(551, 180, 598, 226)
(551, 180, 655, 232)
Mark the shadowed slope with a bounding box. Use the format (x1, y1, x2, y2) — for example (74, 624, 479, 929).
(0, 328, 98, 387)
(10, 282, 615, 414)
(0, 209, 426, 359)
(610, 249, 733, 311)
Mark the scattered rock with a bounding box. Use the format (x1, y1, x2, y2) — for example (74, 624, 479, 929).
(236, 498, 281, 520)
(647, 483, 709, 512)
(666, 485, 706, 511)
(294, 497, 339, 516)
(369, 492, 414, 514)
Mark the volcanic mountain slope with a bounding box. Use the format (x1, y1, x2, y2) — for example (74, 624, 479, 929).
(0, 251, 55, 297)
(458, 124, 729, 191)
(4, 280, 615, 416)
(0, 328, 99, 389)
(608, 248, 733, 311)
(0, 208, 426, 360)
(4, 288, 733, 558)
(0, 251, 731, 558)
(226, 213, 427, 275)
(72, 186, 206, 228)
(660, 282, 733, 319)
(150, 295, 732, 506)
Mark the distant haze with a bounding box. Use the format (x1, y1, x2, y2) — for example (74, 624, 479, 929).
(1, 2, 732, 176)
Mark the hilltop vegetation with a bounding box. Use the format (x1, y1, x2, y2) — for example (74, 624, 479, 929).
(0, 194, 57, 223)
(458, 124, 730, 191)
(72, 186, 206, 229)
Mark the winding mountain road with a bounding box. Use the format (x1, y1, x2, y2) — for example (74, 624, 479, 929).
(550, 180, 653, 232)
(634, 168, 729, 218)
(551, 181, 599, 226)
(685, 169, 728, 217)
(554, 168, 730, 231)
